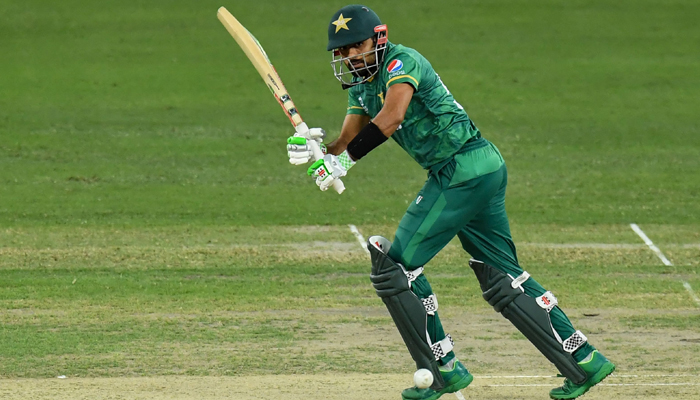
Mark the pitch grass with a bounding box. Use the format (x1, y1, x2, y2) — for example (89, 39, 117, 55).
(1, 224, 698, 377)
(1, 0, 699, 227)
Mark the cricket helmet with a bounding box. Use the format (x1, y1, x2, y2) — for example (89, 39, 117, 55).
(327, 5, 388, 88)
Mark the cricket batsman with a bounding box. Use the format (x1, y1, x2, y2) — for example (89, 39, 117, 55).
(286, 5, 615, 400)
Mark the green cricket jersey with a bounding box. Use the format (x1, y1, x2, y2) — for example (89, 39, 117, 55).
(347, 42, 481, 169)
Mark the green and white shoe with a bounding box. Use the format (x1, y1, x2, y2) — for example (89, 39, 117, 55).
(549, 351, 616, 399)
(401, 359, 474, 400)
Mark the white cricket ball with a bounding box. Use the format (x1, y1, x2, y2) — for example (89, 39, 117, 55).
(413, 368, 433, 389)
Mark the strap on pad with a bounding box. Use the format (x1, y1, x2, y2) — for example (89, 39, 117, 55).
(431, 334, 454, 360)
(422, 294, 438, 315)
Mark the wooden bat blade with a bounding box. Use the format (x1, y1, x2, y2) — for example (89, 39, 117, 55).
(217, 6, 345, 194)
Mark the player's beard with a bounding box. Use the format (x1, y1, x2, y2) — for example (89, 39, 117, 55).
(348, 43, 385, 79)
(331, 38, 386, 88)
(346, 59, 378, 78)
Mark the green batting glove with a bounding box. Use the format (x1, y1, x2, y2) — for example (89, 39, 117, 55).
(307, 151, 355, 191)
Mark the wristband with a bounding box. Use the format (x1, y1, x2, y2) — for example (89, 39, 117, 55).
(346, 121, 388, 161)
(337, 150, 356, 170)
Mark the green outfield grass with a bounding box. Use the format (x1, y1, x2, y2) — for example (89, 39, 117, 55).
(1, 0, 699, 387)
(1, 0, 698, 227)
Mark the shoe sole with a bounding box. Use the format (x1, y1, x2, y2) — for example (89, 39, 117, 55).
(403, 373, 474, 400)
(550, 363, 616, 400)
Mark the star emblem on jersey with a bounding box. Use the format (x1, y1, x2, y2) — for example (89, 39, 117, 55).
(332, 14, 352, 33)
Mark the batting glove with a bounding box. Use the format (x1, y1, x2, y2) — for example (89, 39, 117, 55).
(307, 151, 355, 191)
(287, 127, 326, 165)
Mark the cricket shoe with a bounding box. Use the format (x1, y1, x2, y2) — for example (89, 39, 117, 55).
(549, 350, 616, 399)
(401, 359, 473, 400)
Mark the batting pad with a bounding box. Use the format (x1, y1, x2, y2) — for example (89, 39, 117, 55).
(368, 236, 446, 391)
(470, 259, 588, 385)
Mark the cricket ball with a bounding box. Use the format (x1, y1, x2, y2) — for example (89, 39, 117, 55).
(413, 368, 433, 389)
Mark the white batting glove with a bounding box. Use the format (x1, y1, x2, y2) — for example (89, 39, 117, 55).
(287, 127, 326, 165)
(307, 151, 355, 191)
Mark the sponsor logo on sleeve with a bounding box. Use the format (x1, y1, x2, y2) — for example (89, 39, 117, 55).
(387, 59, 403, 73)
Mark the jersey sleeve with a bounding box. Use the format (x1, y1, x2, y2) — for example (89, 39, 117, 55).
(346, 88, 368, 115)
(383, 53, 421, 90)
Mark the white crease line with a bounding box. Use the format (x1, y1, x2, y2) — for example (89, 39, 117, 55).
(453, 391, 466, 400)
(483, 383, 700, 387)
(683, 282, 700, 305)
(522, 243, 644, 249)
(348, 224, 369, 254)
(630, 223, 700, 306)
(630, 223, 673, 266)
(477, 374, 700, 379)
(614, 374, 700, 378)
(478, 375, 558, 379)
(603, 383, 700, 387)
(521, 243, 700, 249)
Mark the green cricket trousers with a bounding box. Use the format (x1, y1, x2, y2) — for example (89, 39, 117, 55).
(387, 137, 595, 364)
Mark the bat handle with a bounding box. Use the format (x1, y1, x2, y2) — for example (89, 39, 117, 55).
(330, 175, 346, 194)
(295, 123, 345, 194)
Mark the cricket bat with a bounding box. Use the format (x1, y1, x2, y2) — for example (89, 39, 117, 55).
(217, 6, 345, 194)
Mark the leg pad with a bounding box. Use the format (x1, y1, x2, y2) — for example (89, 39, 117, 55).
(368, 236, 446, 391)
(470, 259, 587, 385)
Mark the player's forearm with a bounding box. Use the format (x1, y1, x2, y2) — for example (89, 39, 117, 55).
(372, 111, 403, 137)
(326, 133, 353, 155)
(327, 114, 370, 155)
(372, 82, 414, 136)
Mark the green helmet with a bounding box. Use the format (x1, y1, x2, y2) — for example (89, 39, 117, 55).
(326, 5, 382, 51)
(327, 5, 388, 88)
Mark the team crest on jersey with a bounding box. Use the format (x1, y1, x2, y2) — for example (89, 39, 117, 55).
(387, 59, 403, 73)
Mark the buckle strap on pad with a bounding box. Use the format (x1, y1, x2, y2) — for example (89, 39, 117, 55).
(511, 271, 530, 290)
(422, 294, 438, 315)
(563, 331, 587, 353)
(401, 265, 424, 288)
(430, 334, 454, 361)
